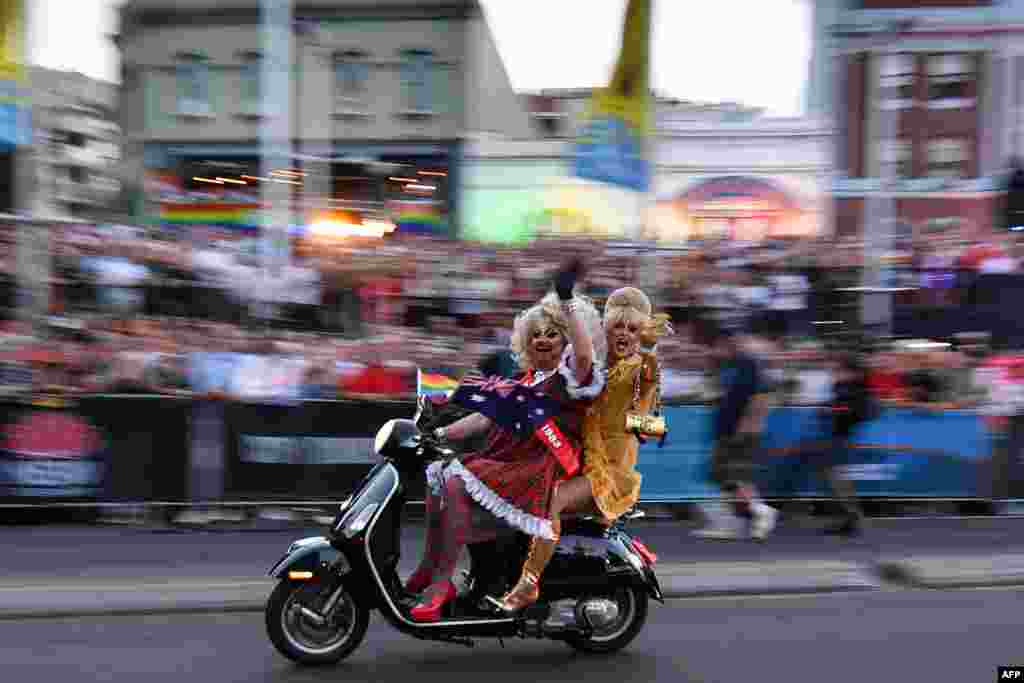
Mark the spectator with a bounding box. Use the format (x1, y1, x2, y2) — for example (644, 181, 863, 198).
(867, 350, 909, 402)
(767, 262, 811, 343)
(809, 353, 874, 537)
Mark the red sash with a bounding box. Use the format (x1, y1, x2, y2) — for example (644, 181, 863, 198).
(524, 369, 580, 477)
(535, 418, 580, 477)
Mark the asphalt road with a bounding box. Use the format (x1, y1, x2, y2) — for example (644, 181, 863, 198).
(1, 588, 1019, 683)
(2, 515, 1022, 579)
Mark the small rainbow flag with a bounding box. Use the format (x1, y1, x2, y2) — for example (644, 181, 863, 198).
(417, 369, 459, 398)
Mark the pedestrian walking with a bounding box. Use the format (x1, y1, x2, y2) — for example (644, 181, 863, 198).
(694, 323, 778, 541)
(817, 353, 876, 536)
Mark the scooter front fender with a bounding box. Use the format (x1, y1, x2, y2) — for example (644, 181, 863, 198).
(268, 536, 345, 579)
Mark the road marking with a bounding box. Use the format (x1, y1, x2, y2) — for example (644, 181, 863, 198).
(666, 591, 868, 603)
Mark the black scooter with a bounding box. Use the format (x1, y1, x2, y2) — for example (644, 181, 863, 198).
(265, 402, 663, 665)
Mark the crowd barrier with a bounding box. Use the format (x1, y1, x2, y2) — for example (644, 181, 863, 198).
(637, 405, 1006, 502)
(891, 273, 1024, 348)
(0, 395, 1019, 507)
(222, 399, 418, 500)
(0, 396, 190, 503)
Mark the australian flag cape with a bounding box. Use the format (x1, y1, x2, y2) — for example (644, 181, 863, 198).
(448, 373, 562, 436)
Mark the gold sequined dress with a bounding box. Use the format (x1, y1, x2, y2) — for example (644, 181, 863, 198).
(582, 351, 659, 522)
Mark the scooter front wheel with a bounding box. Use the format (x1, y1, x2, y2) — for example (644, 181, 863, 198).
(265, 579, 369, 666)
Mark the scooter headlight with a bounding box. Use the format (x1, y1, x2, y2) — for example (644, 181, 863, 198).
(374, 420, 397, 455)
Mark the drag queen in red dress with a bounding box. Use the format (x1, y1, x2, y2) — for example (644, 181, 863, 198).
(406, 267, 606, 622)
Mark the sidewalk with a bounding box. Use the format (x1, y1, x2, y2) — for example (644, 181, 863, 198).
(1, 516, 1022, 619)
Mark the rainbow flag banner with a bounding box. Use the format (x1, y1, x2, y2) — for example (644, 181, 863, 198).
(389, 200, 448, 235)
(396, 211, 447, 235)
(417, 369, 459, 398)
(160, 203, 262, 230)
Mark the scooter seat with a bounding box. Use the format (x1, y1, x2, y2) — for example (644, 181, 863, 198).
(560, 515, 611, 538)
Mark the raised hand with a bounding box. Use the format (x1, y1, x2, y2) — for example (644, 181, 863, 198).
(554, 258, 585, 301)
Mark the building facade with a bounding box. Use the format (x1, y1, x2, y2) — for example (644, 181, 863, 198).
(29, 67, 121, 220)
(652, 111, 833, 244)
(813, 0, 1024, 242)
(460, 96, 832, 244)
(116, 0, 533, 236)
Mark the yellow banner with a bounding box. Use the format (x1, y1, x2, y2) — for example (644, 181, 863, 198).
(589, 0, 651, 134)
(573, 0, 652, 193)
(0, 0, 24, 83)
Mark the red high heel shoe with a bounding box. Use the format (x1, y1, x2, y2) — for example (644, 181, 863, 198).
(404, 567, 433, 595)
(410, 581, 456, 623)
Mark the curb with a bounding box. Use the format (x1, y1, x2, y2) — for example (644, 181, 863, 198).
(0, 584, 881, 621)
(0, 603, 266, 621)
(0, 562, 880, 620)
(874, 558, 1024, 590)
(659, 584, 878, 599)
(4, 558, 1024, 621)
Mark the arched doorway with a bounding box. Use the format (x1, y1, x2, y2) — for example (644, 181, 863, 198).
(661, 176, 806, 243)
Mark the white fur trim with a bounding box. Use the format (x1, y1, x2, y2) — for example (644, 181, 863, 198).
(559, 345, 607, 400)
(441, 460, 557, 540)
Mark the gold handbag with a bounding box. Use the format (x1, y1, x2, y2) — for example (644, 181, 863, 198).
(625, 362, 667, 438)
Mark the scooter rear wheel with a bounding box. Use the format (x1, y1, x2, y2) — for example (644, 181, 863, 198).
(266, 579, 369, 666)
(565, 585, 648, 655)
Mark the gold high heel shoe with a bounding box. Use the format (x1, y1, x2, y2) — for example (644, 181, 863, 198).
(486, 570, 540, 614)
(486, 522, 560, 614)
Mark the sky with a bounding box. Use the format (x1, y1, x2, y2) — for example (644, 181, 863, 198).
(27, 0, 812, 117)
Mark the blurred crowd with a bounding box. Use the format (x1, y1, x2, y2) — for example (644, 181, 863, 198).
(0, 220, 1020, 411)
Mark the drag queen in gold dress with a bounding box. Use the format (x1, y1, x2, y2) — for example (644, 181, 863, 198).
(491, 286, 672, 612)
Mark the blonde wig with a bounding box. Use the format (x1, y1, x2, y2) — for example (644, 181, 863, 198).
(510, 292, 604, 371)
(603, 287, 653, 331)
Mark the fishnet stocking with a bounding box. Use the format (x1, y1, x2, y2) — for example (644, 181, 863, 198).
(420, 475, 499, 600)
(406, 487, 444, 588)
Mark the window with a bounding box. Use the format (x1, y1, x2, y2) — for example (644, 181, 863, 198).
(927, 54, 974, 107)
(400, 49, 434, 113)
(536, 115, 562, 137)
(335, 51, 368, 98)
(333, 50, 370, 114)
(879, 139, 912, 178)
(878, 54, 916, 109)
(240, 52, 261, 109)
(177, 53, 211, 116)
(927, 138, 968, 178)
